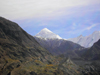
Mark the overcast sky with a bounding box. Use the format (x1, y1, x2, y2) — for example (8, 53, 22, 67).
(0, 0, 100, 38)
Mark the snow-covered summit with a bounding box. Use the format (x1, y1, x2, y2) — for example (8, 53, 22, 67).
(42, 28, 52, 33)
(35, 28, 62, 39)
(68, 31, 100, 48)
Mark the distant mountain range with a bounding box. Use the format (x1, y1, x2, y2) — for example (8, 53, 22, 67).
(34, 28, 100, 60)
(34, 28, 84, 58)
(68, 31, 100, 48)
(36, 28, 100, 48)
(34, 28, 100, 74)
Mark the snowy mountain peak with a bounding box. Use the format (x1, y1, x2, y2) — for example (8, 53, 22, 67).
(92, 31, 100, 35)
(68, 31, 100, 48)
(35, 28, 62, 39)
(42, 28, 52, 33)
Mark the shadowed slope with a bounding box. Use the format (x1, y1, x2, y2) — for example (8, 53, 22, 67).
(82, 39, 100, 60)
(0, 17, 54, 75)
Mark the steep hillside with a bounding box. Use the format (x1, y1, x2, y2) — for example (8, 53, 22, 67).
(0, 17, 55, 75)
(82, 39, 100, 60)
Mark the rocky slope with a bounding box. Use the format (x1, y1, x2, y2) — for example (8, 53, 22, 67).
(82, 39, 100, 60)
(68, 31, 100, 48)
(0, 17, 56, 75)
(34, 37, 84, 58)
(75, 39, 100, 60)
(73, 39, 100, 74)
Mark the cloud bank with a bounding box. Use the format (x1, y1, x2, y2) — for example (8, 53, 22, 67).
(0, 0, 100, 20)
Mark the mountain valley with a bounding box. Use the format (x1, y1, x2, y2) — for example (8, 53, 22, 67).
(0, 17, 100, 75)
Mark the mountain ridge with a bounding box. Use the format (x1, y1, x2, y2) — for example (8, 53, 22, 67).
(36, 28, 100, 48)
(68, 31, 100, 48)
(34, 35, 84, 57)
